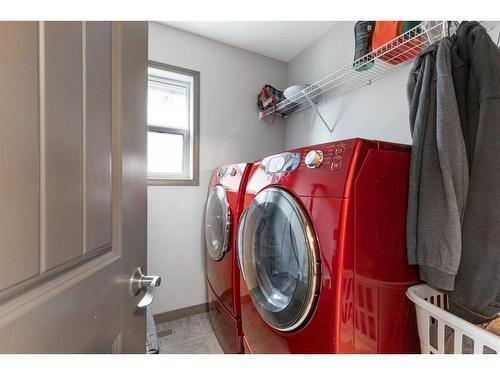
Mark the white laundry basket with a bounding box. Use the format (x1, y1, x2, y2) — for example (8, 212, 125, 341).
(406, 284, 500, 354)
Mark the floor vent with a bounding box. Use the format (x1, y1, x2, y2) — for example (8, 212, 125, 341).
(157, 328, 174, 339)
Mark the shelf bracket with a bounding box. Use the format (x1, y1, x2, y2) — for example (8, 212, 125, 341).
(304, 93, 337, 134)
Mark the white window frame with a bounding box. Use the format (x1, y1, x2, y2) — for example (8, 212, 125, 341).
(147, 61, 200, 186)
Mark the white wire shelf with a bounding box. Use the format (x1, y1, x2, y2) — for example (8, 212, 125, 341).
(259, 21, 459, 120)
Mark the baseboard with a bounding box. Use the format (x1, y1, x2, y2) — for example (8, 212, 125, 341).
(153, 302, 209, 324)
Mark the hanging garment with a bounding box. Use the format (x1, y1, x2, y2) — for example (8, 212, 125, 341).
(406, 39, 469, 292)
(406, 44, 438, 266)
(448, 22, 500, 324)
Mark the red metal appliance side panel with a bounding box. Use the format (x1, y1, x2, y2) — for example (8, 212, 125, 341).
(335, 199, 355, 354)
(353, 149, 420, 354)
(231, 164, 251, 317)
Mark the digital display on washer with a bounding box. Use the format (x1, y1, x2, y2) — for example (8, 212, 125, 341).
(262, 152, 301, 174)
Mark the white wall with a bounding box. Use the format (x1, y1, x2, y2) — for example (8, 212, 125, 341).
(148, 22, 286, 315)
(285, 21, 413, 149)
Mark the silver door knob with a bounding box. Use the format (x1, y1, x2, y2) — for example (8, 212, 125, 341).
(130, 267, 161, 308)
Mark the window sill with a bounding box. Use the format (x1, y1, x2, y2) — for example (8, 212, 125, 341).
(148, 178, 199, 187)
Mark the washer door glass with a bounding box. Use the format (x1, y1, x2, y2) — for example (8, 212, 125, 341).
(237, 187, 319, 331)
(205, 185, 231, 261)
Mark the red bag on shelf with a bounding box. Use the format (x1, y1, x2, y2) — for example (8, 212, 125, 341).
(372, 21, 421, 64)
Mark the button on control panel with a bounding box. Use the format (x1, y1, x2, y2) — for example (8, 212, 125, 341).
(334, 145, 345, 155)
(304, 150, 324, 169)
(218, 167, 238, 177)
(331, 157, 342, 172)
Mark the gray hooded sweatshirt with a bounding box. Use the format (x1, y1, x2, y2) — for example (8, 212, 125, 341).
(448, 22, 500, 323)
(406, 40, 469, 291)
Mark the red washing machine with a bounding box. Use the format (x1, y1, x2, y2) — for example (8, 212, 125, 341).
(237, 138, 421, 354)
(205, 163, 251, 353)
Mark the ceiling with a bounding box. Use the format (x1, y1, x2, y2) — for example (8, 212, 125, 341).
(158, 21, 337, 62)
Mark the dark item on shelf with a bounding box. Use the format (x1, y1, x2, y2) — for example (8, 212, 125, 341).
(372, 21, 422, 64)
(257, 85, 285, 122)
(257, 84, 291, 122)
(353, 21, 376, 71)
(403, 21, 422, 36)
(257, 84, 285, 111)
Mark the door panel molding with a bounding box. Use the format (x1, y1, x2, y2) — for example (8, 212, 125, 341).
(39, 21, 47, 274)
(112, 21, 123, 258)
(82, 21, 88, 255)
(0, 21, 113, 301)
(86, 21, 113, 254)
(0, 22, 119, 350)
(44, 21, 84, 270)
(0, 21, 40, 291)
(0, 255, 121, 353)
(0, 21, 114, 301)
(0, 253, 118, 328)
(0, 244, 111, 304)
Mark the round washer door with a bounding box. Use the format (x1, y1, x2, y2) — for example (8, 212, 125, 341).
(205, 185, 231, 261)
(237, 187, 319, 332)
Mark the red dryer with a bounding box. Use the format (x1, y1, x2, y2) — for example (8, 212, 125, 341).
(205, 163, 251, 353)
(237, 138, 421, 354)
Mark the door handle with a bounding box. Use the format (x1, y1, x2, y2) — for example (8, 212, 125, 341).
(130, 267, 162, 308)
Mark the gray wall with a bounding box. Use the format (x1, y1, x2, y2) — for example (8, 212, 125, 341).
(285, 21, 413, 149)
(148, 22, 286, 314)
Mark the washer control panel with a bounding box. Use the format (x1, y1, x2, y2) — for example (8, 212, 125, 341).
(299, 142, 347, 172)
(262, 152, 301, 174)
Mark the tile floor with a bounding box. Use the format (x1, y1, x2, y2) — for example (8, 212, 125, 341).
(156, 312, 223, 354)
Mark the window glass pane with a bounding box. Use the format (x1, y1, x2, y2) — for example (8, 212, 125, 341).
(148, 80, 189, 129)
(147, 131, 184, 175)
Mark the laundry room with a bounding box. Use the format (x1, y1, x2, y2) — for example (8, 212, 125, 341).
(1, 1, 500, 373)
(147, 18, 500, 355)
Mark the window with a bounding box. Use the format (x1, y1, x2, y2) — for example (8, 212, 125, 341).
(147, 61, 200, 185)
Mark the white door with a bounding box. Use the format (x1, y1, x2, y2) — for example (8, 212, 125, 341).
(0, 21, 151, 353)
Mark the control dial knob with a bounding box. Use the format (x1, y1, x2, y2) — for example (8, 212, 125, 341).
(304, 150, 324, 169)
